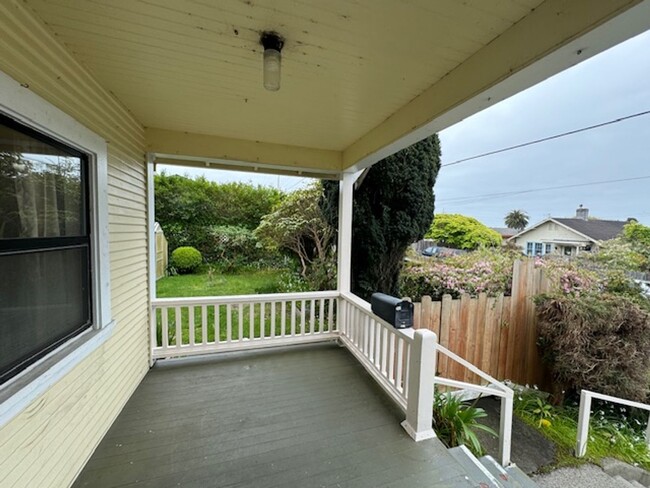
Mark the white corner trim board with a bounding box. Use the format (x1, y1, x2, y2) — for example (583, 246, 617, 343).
(0, 69, 116, 427)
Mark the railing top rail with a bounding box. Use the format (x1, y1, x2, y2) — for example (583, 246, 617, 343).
(583, 390, 650, 412)
(152, 290, 339, 307)
(436, 343, 513, 397)
(340, 291, 415, 343)
(434, 377, 510, 399)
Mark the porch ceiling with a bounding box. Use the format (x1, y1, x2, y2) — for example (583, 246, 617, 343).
(24, 0, 650, 173)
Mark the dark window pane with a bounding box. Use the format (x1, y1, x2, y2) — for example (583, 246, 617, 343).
(0, 248, 91, 382)
(0, 122, 84, 239)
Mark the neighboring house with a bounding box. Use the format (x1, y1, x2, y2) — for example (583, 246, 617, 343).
(1, 2, 648, 487)
(509, 206, 629, 257)
(491, 227, 519, 241)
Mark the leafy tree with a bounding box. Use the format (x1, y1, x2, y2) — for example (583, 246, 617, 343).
(256, 183, 336, 289)
(623, 221, 650, 246)
(426, 214, 501, 250)
(322, 134, 441, 299)
(504, 209, 528, 230)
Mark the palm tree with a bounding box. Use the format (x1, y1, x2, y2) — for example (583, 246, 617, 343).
(504, 210, 529, 231)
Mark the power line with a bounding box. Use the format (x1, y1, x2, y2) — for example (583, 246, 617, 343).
(438, 174, 650, 206)
(442, 109, 650, 168)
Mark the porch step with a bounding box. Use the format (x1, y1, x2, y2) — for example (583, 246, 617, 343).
(614, 475, 636, 488)
(449, 446, 511, 487)
(503, 464, 538, 488)
(479, 455, 522, 488)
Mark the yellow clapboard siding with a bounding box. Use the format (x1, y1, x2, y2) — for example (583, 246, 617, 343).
(0, 1, 149, 487)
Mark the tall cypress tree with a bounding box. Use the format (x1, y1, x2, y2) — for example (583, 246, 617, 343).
(322, 134, 441, 300)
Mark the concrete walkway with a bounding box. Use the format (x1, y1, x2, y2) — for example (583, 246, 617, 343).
(533, 464, 648, 488)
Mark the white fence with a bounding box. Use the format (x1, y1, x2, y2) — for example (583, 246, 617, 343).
(151, 290, 514, 465)
(576, 390, 650, 457)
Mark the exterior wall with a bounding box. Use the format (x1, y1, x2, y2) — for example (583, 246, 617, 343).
(513, 221, 592, 250)
(0, 2, 149, 487)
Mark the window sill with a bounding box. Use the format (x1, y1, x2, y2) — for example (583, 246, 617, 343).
(0, 320, 116, 429)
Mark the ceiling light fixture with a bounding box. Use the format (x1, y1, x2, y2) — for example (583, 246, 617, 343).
(260, 31, 284, 91)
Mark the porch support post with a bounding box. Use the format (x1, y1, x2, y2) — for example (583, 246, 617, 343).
(336, 171, 361, 294)
(146, 153, 156, 367)
(401, 329, 437, 441)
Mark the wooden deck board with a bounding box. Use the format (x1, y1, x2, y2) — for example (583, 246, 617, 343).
(72, 343, 470, 487)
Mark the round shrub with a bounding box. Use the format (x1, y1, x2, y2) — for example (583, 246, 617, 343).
(171, 246, 202, 274)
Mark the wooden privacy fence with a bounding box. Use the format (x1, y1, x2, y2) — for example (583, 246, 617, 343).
(412, 260, 551, 388)
(154, 222, 168, 280)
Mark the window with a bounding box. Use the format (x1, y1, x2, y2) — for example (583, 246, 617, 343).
(526, 242, 533, 256)
(545, 243, 551, 254)
(0, 114, 92, 384)
(534, 243, 543, 255)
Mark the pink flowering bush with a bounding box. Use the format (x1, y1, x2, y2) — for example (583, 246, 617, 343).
(533, 257, 599, 296)
(400, 248, 519, 300)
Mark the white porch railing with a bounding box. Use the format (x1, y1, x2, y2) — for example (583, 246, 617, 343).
(151, 291, 339, 359)
(576, 390, 650, 457)
(338, 291, 513, 466)
(150, 290, 513, 465)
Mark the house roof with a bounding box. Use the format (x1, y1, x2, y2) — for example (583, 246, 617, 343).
(491, 227, 518, 237)
(509, 217, 627, 243)
(554, 218, 627, 241)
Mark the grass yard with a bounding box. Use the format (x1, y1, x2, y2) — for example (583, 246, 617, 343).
(156, 267, 283, 297)
(514, 392, 650, 471)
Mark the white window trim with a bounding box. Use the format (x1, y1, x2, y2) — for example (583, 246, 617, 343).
(0, 70, 115, 428)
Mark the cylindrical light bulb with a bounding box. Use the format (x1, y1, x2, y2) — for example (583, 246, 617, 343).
(263, 48, 281, 91)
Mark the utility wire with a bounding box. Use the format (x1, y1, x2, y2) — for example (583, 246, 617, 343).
(438, 174, 650, 206)
(442, 109, 650, 168)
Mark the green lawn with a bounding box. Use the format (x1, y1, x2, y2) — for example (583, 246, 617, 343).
(156, 267, 283, 297)
(154, 268, 334, 347)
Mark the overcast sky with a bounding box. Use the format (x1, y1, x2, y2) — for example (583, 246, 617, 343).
(159, 28, 650, 228)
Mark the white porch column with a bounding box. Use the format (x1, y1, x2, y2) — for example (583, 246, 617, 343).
(401, 329, 437, 441)
(337, 172, 361, 294)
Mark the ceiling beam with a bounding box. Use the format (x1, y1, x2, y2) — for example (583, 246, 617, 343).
(343, 0, 650, 171)
(145, 127, 342, 176)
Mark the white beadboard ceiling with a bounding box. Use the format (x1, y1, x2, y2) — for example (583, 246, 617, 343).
(20, 0, 649, 172)
(25, 0, 543, 150)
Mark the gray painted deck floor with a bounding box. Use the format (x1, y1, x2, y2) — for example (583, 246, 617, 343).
(73, 343, 476, 488)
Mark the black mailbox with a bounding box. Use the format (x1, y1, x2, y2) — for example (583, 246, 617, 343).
(370, 293, 414, 329)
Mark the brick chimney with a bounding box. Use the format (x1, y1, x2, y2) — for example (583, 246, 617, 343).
(576, 205, 589, 220)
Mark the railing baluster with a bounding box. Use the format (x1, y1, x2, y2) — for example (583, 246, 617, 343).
(300, 300, 306, 335)
(249, 302, 255, 340)
(175, 306, 182, 347)
(238, 303, 244, 341)
(388, 332, 396, 385)
(214, 304, 220, 343)
(396, 338, 404, 393)
(189, 305, 195, 346)
(291, 301, 296, 337)
(162, 307, 169, 349)
(328, 298, 334, 332)
(226, 304, 232, 343)
(318, 298, 324, 333)
(260, 302, 266, 339)
(201, 305, 207, 345)
(309, 299, 315, 334)
(368, 317, 375, 363)
(271, 301, 276, 338)
(281, 301, 286, 337)
(576, 390, 592, 458)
